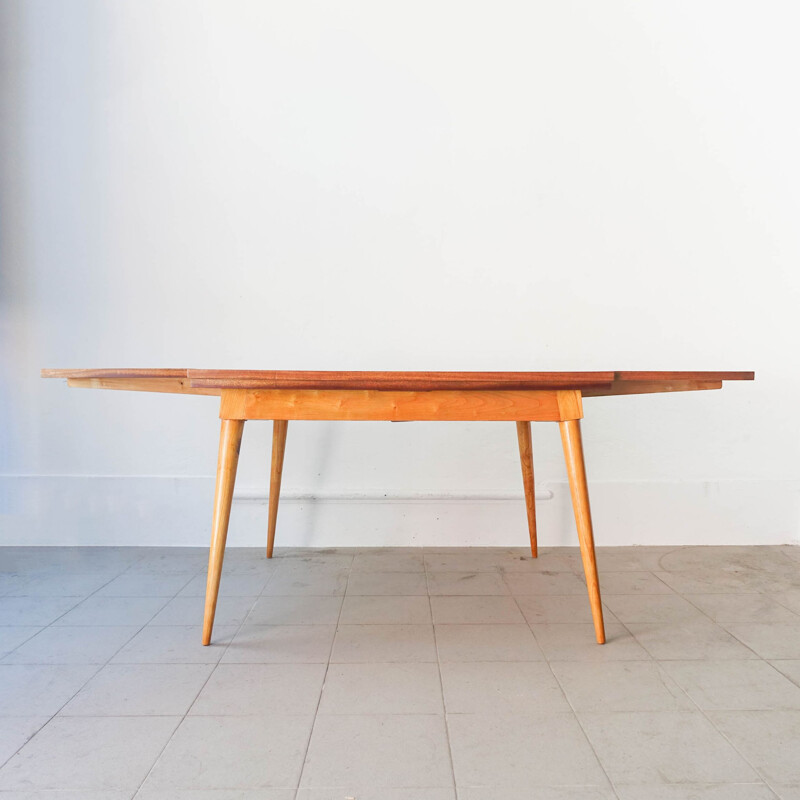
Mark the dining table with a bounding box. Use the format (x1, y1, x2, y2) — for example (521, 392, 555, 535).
(41, 368, 754, 646)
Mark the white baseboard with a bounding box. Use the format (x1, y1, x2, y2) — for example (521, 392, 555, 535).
(1, 475, 798, 547)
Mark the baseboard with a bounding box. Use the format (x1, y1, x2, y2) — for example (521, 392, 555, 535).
(1, 475, 797, 547)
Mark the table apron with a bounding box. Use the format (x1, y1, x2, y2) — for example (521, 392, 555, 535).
(219, 388, 584, 422)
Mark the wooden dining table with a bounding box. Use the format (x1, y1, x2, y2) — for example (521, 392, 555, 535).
(42, 368, 754, 646)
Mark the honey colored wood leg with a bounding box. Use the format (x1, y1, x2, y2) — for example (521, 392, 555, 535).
(266, 419, 288, 559)
(202, 418, 244, 645)
(515, 421, 538, 558)
(559, 419, 605, 644)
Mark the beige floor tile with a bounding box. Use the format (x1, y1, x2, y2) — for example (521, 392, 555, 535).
(97, 573, 196, 597)
(0, 716, 181, 791)
(0, 717, 49, 767)
(0, 596, 82, 627)
(708, 710, 800, 784)
(516, 594, 617, 624)
(111, 625, 236, 664)
(447, 712, 607, 787)
(297, 788, 455, 800)
(595, 547, 676, 572)
(660, 660, 800, 710)
(722, 624, 800, 659)
(54, 596, 168, 626)
(503, 572, 588, 595)
(430, 596, 524, 624)
(61, 663, 214, 716)
(603, 594, 706, 623)
(144, 715, 313, 789)
(427, 572, 509, 596)
(772, 588, 800, 615)
(441, 661, 570, 713)
(423, 554, 504, 573)
(0, 627, 42, 658)
(331, 624, 436, 662)
(495, 552, 577, 573)
(599, 571, 675, 594)
(346, 571, 428, 596)
(148, 596, 257, 626)
(4, 626, 138, 665)
(299, 714, 453, 789)
(246, 595, 343, 625)
(190, 663, 326, 715)
(770, 660, 800, 688)
(579, 710, 758, 785)
(319, 662, 443, 714)
(0, 664, 97, 715)
(222, 625, 336, 663)
(459, 788, 617, 800)
(654, 570, 766, 595)
(685, 594, 800, 623)
(339, 595, 431, 624)
(177, 572, 271, 597)
(261, 567, 348, 597)
(551, 661, 693, 711)
(351, 552, 425, 572)
(628, 620, 760, 660)
(531, 623, 650, 661)
(434, 623, 543, 662)
(614, 785, 778, 799)
(137, 789, 294, 799)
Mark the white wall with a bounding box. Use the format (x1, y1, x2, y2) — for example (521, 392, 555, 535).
(2, 0, 798, 548)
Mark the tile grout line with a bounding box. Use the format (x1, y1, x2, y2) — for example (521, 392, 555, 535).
(504, 572, 621, 799)
(0, 556, 195, 774)
(608, 583, 781, 795)
(426, 552, 459, 798)
(292, 553, 352, 798)
(130, 554, 278, 798)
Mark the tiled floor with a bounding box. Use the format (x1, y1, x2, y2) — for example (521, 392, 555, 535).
(1, 544, 799, 799)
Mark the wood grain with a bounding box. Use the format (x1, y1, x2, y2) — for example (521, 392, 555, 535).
(515, 421, 538, 558)
(190, 370, 616, 390)
(266, 420, 288, 559)
(203, 419, 244, 646)
(43, 369, 754, 396)
(219, 388, 572, 422)
(560, 418, 605, 644)
(65, 377, 220, 396)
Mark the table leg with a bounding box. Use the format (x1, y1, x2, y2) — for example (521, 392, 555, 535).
(266, 420, 288, 558)
(515, 421, 538, 557)
(202, 418, 244, 645)
(559, 418, 605, 644)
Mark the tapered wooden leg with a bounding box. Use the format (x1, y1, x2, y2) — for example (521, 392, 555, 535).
(266, 420, 288, 559)
(559, 419, 605, 644)
(202, 418, 244, 645)
(515, 421, 538, 558)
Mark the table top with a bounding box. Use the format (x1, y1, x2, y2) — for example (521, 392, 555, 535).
(42, 368, 754, 395)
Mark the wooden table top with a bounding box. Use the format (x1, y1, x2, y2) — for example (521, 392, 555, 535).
(42, 369, 754, 395)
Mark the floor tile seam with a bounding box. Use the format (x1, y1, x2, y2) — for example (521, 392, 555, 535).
(294, 558, 351, 793)
(767, 593, 800, 619)
(677, 592, 773, 632)
(430, 592, 459, 793)
(709, 618, 782, 661)
(130, 569, 258, 798)
(0, 625, 43, 658)
(505, 587, 616, 793)
(606, 614, 656, 663)
(769, 660, 800, 691)
(0, 564, 160, 774)
(0, 659, 106, 773)
(657, 679, 780, 789)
